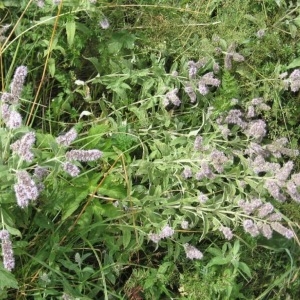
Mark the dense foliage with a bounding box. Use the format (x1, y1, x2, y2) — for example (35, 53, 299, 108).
(0, 0, 300, 299)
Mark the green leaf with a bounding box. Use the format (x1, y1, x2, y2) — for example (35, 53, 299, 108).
(206, 247, 223, 257)
(5, 225, 22, 238)
(144, 273, 157, 289)
(158, 262, 172, 275)
(293, 16, 300, 27)
(86, 124, 109, 148)
(48, 57, 55, 77)
(121, 227, 131, 249)
(207, 256, 231, 267)
(287, 57, 300, 69)
(238, 262, 252, 278)
(232, 240, 240, 255)
(66, 20, 76, 47)
(83, 56, 102, 74)
(289, 23, 297, 39)
(0, 268, 18, 289)
(62, 187, 90, 221)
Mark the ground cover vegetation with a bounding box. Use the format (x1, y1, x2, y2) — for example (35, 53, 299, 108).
(0, 0, 300, 299)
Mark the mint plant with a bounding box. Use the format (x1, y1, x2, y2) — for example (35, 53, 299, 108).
(0, 1, 300, 299)
(0, 66, 103, 276)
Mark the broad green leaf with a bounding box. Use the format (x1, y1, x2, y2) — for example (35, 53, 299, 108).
(83, 56, 102, 74)
(232, 240, 240, 255)
(289, 23, 297, 39)
(62, 188, 90, 220)
(0, 268, 18, 289)
(48, 57, 55, 77)
(207, 256, 231, 267)
(108, 40, 123, 54)
(287, 57, 300, 69)
(141, 78, 155, 96)
(58, 259, 78, 272)
(238, 262, 252, 278)
(34, 214, 54, 230)
(206, 247, 223, 257)
(66, 20, 76, 47)
(5, 225, 22, 238)
(144, 274, 157, 289)
(38, 16, 55, 25)
(158, 262, 173, 275)
(121, 227, 131, 249)
(293, 16, 300, 27)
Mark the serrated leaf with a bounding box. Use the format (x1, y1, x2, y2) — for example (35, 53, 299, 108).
(66, 20, 76, 47)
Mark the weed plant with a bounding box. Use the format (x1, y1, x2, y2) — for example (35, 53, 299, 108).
(0, 0, 300, 299)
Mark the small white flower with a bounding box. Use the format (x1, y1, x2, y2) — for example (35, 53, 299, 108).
(74, 80, 85, 86)
(181, 221, 189, 230)
(99, 18, 110, 29)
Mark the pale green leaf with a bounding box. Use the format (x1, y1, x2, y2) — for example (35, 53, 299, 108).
(293, 16, 300, 27)
(66, 20, 76, 47)
(287, 57, 300, 69)
(122, 228, 131, 249)
(48, 57, 55, 77)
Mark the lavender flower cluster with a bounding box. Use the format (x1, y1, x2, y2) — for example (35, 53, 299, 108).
(0, 230, 15, 271)
(246, 98, 270, 119)
(0, 67, 104, 209)
(0, 66, 27, 129)
(282, 69, 300, 92)
(184, 243, 203, 260)
(148, 225, 175, 243)
(217, 106, 270, 142)
(182, 135, 230, 184)
(238, 198, 293, 239)
(35, 0, 45, 7)
(219, 226, 233, 240)
(0, 24, 10, 43)
(163, 88, 181, 107)
(148, 224, 203, 260)
(224, 42, 245, 70)
(14, 170, 39, 208)
(55, 127, 103, 177)
(10, 132, 36, 162)
(244, 140, 299, 202)
(163, 57, 222, 107)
